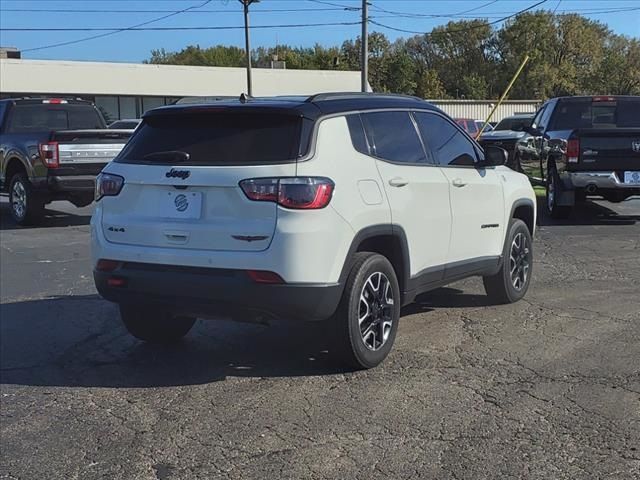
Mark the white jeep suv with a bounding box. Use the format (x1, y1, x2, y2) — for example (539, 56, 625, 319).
(92, 93, 536, 369)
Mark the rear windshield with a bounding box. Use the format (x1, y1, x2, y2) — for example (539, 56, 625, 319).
(8, 104, 105, 132)
(116, 112, 303, 165)
(494, 116, 532, 131)
(551, 98, 640, 129)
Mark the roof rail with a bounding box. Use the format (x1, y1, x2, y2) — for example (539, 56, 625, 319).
(305, 92, 424, 103)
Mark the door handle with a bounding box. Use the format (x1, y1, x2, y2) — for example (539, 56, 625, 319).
(388, 177, 409, 187)
(451, 178, 467, 188)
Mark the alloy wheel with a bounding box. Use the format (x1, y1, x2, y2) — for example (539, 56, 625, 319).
(359, 272, 394, 351)
(509, 232, 530, 291)
(11, 180, 27, 220)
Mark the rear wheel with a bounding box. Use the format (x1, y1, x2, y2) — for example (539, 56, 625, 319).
(9, 173, 44, 226)
(546, 165, 571, 219)
(332, 252, 401, 369)
(483, 219, 533, 304)
(119, 304, 196, 343)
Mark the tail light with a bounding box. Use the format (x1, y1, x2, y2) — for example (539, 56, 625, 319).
(239, 177, 334, 210)
(566, 138, 580, 163)
(39, 142, 59, 168)
(95, 173, 125, 200)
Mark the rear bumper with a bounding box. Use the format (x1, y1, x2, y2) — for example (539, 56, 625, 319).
(94, 263, 343, 322)
(47, 175, 96, 192)
(568, 171, 640, 190)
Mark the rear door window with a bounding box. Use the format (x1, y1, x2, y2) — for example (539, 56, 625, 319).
(117, 111, 304, 165)
(361, 111, 428, 164)
(7, 104, 105, 132)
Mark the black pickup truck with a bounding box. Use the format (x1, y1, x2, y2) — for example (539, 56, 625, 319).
(0, 98, 132, 225)
(481, 95, 640, 218)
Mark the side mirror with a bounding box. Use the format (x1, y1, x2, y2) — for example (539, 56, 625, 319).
(482, 145, 508, 167)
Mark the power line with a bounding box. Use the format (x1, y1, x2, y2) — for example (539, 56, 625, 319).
(369, 0, 500, 18)
(369, 0, 549, 35)
(0, 7, 352, 14)
(2, 22, 362, 32)
(306, 0, 360, 10)
(20, 0, 214, 53)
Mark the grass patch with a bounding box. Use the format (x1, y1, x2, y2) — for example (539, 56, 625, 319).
(533, 186, 546, 198)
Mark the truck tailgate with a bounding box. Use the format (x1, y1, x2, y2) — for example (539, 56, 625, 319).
(573, 128, 640, 172)
(52, 129, 132, 165)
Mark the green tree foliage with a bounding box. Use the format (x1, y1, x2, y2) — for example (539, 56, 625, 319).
(146, 11, 640, 98)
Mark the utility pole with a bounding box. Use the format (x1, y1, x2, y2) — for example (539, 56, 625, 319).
(239, 0, 259, 97)
(361, 0, 368, 92)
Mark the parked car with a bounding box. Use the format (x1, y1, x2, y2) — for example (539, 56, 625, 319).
(475, 120, 493, 133)
(515, 96, 640, 217)
(478, 114, 535, 167)
(92, 93, 536, 369)
(455, 117, 480, 136)
(108, 119, 141, 130)
(0, 98, 132, 224)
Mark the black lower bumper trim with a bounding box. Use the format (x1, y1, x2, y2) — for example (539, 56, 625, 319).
(94, 263, 343, 322)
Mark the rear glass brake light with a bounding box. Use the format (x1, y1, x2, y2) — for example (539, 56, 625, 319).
(240, 177, 335, 210)
(42, 99, 68, 104)
(592, 96, 615, 102)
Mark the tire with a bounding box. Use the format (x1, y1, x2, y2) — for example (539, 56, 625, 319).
(332, 252, 401, 369)
(545, 165, 571, 219)
(9, 173, 44, 226)
(483, 219, 533, 304)
(119, 303, 196, 344)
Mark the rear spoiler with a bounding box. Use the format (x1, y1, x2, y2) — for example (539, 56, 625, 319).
(51, 129, 133, 143)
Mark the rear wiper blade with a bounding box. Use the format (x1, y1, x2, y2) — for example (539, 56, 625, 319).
(143, 151, 190, 162)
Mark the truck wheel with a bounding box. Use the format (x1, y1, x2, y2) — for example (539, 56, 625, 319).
(9, 173, 44, 226)
(546, 166, 571, 219)
(483, 219, 533, 304)
(119, 304, 196, 344)
(332, 252, 401, 369)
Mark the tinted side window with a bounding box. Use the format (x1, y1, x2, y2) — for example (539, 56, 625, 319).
(414, 112, 478, 166)
(346, 114, 369, 155)
(361, 111, 427, 164)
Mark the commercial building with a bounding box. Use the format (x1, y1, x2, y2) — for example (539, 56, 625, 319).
(0, 58, 362, 123)
(0, 57, 540, 123)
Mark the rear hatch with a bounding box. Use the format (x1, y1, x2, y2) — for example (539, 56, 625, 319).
(101, 107, 306, 252)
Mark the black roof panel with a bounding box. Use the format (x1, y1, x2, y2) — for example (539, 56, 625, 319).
(146, 93, 440, 120)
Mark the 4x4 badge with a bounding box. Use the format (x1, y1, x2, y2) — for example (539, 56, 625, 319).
(166, 168, 190, 179)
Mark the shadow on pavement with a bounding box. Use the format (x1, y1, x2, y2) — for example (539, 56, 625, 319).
(0, 201, 92, 231)
(403, 287, 493, 316)
(0, 295, 350, 388)
(537, 196, 640, 227)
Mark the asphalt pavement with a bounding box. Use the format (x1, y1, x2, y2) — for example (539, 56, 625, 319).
(1, 197, 639, 479)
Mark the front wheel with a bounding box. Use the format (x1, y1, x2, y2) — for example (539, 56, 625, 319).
(332, 252, 401, 369)
(483, 219, 533, 304)
(119, 304, 196, 343)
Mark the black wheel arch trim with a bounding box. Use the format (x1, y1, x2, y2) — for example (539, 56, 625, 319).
(338, 224, 411, 303)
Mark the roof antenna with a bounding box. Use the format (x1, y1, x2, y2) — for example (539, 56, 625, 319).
(239, 92, 249, 103)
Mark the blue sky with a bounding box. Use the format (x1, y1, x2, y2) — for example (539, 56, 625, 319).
(1, 0, 638, 63)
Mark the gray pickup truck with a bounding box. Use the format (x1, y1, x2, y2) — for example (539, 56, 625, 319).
(0, 98, 132, 225)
